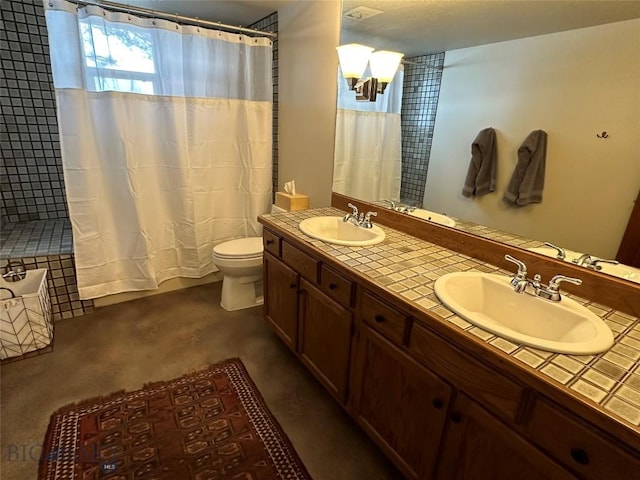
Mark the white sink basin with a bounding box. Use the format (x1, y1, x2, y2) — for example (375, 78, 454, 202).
(434, 272, 614, 354)
(299, 216, 386, 246)
(529, 247, 640, 284)
(408, 208, 456, 227)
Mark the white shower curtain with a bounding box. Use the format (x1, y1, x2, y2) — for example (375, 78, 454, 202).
(332, 66, 403, 202)
(44, 0, 272, 299)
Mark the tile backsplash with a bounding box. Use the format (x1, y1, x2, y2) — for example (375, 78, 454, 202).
(0, 0, 68, 224)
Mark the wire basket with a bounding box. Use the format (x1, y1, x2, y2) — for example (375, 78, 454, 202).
(0, 268, 53, 360)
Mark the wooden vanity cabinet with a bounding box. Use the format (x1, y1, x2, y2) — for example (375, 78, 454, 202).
(263, 235, 354, 404)
(351, 324, 452, 479)
(525, 397, 640, 480)
(263, 251, 298, 350)
(298, 278, 352, 403)
(260, 226, 640, 480)
(436, 393, 576, 480)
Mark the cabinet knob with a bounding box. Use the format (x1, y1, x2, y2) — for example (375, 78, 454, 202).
(266, 239, 274, 245)
(432, 398, 444, 410)
(450, 412, 462, 424)
(328, 282, 337, 290)
(374, 314, 385, 323)
(570, 448, 589, 465)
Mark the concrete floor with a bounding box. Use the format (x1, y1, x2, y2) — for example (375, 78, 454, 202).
(1, 282, 400, 479)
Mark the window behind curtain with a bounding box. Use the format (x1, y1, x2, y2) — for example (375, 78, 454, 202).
(80, 17, 157, 94)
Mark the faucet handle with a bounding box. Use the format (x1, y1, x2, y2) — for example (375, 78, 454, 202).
(362, 211, 378, 228)
(543, 242, 566, 260)
(504, 255, 527, 278)
(585, 257, 619, 271)
(505, 255, 529, 292)
(548, 274, 582, 292)
(347, 203, 359, 216)
(383, 199, 397, 209)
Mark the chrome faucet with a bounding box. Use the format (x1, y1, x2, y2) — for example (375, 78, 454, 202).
(383, 199, 397, 209)
(572, 253, 619, 271)
(343, 203, 361, 226)
(588, 258, 619, 271)
(397, 205, 416, 214)
(343, 203, 378, 228)
(361, 211, 378, 229)
(543, 242, 566, 260)
(504, 254, 582, 301)
(572, 253, 592, 266)
(580, 255, 619, 271)
(532, 274, 582, 302)
(504, 255, 529, 293)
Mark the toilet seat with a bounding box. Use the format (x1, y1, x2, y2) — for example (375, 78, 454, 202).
(213, 237, 263, 260)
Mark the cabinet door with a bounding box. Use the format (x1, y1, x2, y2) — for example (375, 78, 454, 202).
(436, 393, 576, 480)
(263, 252, 298, 351)
(353, 325, 452, 480)
(298, 279, 353, 403)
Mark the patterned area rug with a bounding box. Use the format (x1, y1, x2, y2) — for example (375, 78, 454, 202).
(39, 358, 312, 479)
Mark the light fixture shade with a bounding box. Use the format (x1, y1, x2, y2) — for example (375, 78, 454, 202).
(369, 50, 404, 83)
(336, 43, 374, 79)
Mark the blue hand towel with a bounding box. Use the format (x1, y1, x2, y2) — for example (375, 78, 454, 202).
(503, 130, 548, 206)
(461, 127, 497, 198)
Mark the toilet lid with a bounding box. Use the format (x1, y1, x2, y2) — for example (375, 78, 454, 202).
(213, 237, 264, 259)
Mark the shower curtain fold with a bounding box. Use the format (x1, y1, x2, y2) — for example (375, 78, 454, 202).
(44, 0, 272, 299)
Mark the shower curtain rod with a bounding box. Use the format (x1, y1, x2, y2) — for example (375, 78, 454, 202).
(65, 0, 278, 38)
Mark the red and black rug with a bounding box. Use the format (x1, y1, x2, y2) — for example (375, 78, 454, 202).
(39, 358, 312, 479)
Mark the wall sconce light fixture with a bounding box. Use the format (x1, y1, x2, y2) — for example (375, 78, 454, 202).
(336, 43, 404, 102)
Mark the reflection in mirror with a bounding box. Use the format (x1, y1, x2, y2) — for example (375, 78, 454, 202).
(334, 1, 640, 284)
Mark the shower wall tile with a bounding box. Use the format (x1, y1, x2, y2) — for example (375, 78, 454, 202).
(0, 0, 68, 224)
(400, 52, 445, 205)
(248, 12, 279, 200)
(1, 253, 94, 322)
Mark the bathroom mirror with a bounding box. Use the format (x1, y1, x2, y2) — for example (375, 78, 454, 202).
(334, 0, 640, 284)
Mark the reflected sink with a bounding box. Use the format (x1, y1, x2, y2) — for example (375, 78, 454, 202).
(408, 208, 456, 227)
(434, 272, 614, 354)
(299, 216, 386, 246)
(529, 247, 640, 284)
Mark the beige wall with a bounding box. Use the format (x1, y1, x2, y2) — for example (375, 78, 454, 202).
(278, 0, 341, 207)
(424, 19, 640, 259)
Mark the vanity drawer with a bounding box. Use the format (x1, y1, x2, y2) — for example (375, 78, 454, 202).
(525, 397, 640, 480)
(263, 229, 281, 257)
(361, 291, 409, 345)
(282, 241, 319, 282)
(320, 265, 354, 308)
(408, 323, 525, 422)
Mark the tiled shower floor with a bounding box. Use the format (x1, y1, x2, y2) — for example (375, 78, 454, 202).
(0, 219, 73, 259)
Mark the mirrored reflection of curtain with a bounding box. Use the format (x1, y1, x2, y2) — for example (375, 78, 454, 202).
(333, 66, 403, 202)
(44, 0, 272, 299)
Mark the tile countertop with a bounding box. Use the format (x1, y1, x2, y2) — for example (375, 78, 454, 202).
(261, 207, 640, 431)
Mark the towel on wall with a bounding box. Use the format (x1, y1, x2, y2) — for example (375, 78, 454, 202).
(461, 127, 497, 198)
(503, 130, 548, 206)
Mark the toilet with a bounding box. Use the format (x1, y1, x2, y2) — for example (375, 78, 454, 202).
(213, 236, 264, 311)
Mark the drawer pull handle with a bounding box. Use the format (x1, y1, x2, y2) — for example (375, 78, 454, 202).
(450, 412, 462, 424)
(570, 448, 589, 465)
(374, 314, 385, 323)
(432, 398, 444, 410)
(328, 282, 337, 290)
(266, 239, 274, 245)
